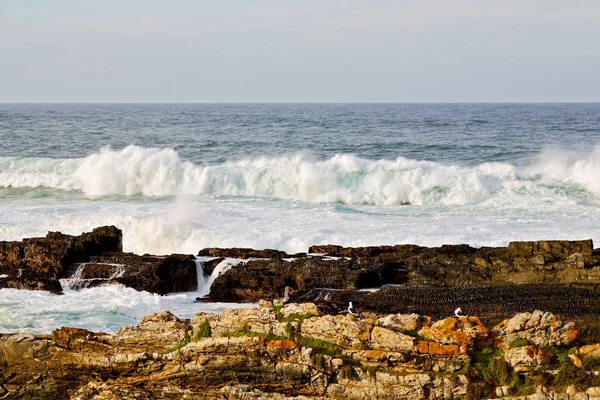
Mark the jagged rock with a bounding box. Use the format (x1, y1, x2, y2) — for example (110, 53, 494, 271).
(205, 256, 405, 303)
(220, 384, 324, 399)
(81, 253, 197, 294)
(0, 226, 122, 293)
(370, 326, 415, 351)
(504, 345, 552, 372)
(116, 311, 191, 353)
(0, 305, 595, 400)
(508, 239, 593, 259)
(376, 313, 427, 332)
(213, 239, 600, 314)
(200, 257, 225, 276)
(0, 277, 62, 293)
(300, 314, 372, 349)
(580, 343, 600, 359)
(418, 316, 488, 346)
(587, 387, 600, 397)
(492, 310, 581, 349)
(202, 303, 284, 338)
(52, 327, 114, 352)
(280, 303, 320, 318)
(414, 340, 468, 357)
(569, 353, 583, 368)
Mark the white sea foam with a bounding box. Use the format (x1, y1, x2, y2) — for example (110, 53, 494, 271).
(1, 145, 599, 205)
(0, 285, 252, 334)
(0, 256, 252, 334)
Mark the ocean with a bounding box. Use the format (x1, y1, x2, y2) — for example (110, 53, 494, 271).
(1, 103, 599, 333)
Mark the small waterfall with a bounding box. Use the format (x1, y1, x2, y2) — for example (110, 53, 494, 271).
(194, 258, 210, 294)
(60, 263, 126, 291)
(194, 257, 248, 298)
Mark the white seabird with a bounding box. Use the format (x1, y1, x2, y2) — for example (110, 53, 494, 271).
(347, 302, 358, 316)
(454, 307, 467, 318)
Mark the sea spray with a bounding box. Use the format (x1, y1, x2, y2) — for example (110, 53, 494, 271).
(1, 145, 600, 205)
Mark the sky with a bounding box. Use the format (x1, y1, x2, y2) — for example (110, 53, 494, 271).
(1, 0, 599, 103)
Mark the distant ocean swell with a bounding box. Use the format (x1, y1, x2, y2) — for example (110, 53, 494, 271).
(0, 144, 599, 206)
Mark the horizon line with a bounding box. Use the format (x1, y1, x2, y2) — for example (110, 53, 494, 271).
(1, 101, 600, 105)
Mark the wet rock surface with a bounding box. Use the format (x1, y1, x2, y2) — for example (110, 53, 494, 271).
(300, 284, 600, 320)
(0, 227, 197, 295)
(205, 239, 600, 320)
(0, 226, 122, 294)
(1, 303, 599, 399)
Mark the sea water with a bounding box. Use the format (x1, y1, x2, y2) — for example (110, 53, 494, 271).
(0, 103, 599, 333)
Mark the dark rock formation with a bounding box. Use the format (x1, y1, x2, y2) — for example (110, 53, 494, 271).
(0, 227, 196, 295)
(63, 253, 197, 294)
(205, 239, 600, 320)
(199, 257, 224, 276)
(204, 256, 409, 303)
(297, 284, 600, 321)
(0, 226, 122, 294)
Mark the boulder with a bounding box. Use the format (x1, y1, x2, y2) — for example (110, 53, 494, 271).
(418, 316, 488, 346)
(205, 256, 401, 303)
(280, 303, 320, 318)
(0, 226, 122, 292)
(300, 314, 372, 349)
(579, 343, 600, 359)
(492, 310, 581, 349)
(503, 345, 552, 372)
(81, 253, 197, 294)
(376, 313, 426, 332)
(116, 311, 191, 353)
(370, 326, 415, 351)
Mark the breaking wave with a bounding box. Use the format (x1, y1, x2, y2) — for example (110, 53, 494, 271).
(0, 144, 599, 206)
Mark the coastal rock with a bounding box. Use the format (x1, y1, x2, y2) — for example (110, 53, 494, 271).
(0, 227, 122, 293)
(376, 313, 426, 332)
(418, 316, 488, 346)
(300, 314, 372, 349)
(580, 343, 600, 359)
(0, 305, 596, 399)
(370, 326, 415, 351)
(492, 310, 581, 349)
(205, 256, 405, 303)
(207, 303, 283, 337)
(78, 252, 197, 294)
(116, 311, 191, 353)
(280, 302, 320, 318)
(200, 257, 225, 276)
(504, 345, 552, 372)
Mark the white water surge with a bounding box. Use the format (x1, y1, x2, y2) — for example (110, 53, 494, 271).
(0, 258, 252, 334)
(1, 144, 600, 205)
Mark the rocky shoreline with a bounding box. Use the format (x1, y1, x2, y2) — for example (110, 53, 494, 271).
(3, 227, 600, 321)
(3, 227, 600, 398)
(2, 302, 600, 399)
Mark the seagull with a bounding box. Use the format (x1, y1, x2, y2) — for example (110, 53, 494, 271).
(454, 307, 467, 318)
(347, 302, 358, 316)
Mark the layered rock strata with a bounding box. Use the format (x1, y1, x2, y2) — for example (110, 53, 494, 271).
(1, 303, 599, 399)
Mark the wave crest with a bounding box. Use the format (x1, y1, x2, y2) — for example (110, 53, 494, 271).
(0, 145, 598, 205)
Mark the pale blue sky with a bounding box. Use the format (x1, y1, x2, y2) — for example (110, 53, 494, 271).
(1, 0, 599, 102)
